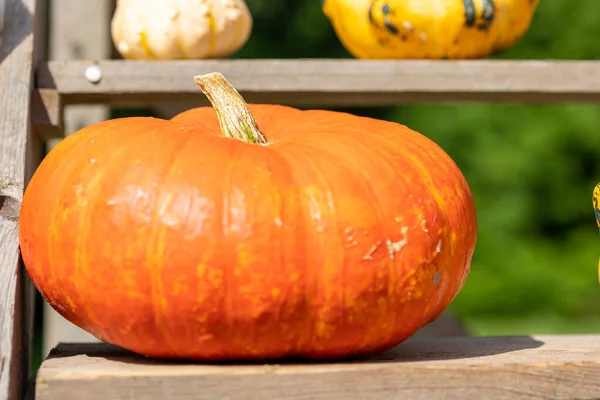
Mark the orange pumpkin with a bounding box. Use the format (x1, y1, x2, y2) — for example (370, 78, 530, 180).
(20, 73, 477, 360)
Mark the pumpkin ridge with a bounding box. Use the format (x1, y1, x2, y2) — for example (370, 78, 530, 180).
(136, 132, 235, 357)
(44, 120, 154, 333)
(263, 148, 311, 355)
(220, 141, 249, 346)
(300, 149, 345, 351)
(342, 131, 443, 324)
(281, 122, 472, 344)
(38, 119, 134, 299)
(361, 124, 474, 286)
(279, 136, 400, 346)
(140, 132, 198, 353)
(72, 136, 150, 333)
(276, 139, 409, 354)
(311, 132, 406, 340)
(359, 122, 457, 212)
(271, 145, 341, 353)
(89, 124, 216, 351)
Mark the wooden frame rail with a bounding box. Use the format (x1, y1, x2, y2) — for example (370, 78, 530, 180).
(32, 59, 600, 138)
(36, 59, 600, 109)
(32, 59, 600, 140)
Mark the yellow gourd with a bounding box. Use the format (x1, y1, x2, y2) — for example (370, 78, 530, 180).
(111, 0, 253, 60)
(321, 0, 539, 59)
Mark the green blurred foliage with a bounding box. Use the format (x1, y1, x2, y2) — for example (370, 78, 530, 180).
(238, 0, 600, 329)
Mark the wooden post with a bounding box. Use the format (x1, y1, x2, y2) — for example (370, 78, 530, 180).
(0, 0, 40, 399)
(42, 0, 114, 356)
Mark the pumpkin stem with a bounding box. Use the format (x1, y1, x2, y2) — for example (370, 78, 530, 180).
(194, 72, 267, 145)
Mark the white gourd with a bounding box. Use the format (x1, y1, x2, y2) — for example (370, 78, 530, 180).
(111, 0, 253, 60)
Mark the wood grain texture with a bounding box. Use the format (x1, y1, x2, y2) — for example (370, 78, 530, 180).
(33, 335, 600, 400)
(0, 0, 38, 399)
(37, 59, 600, 106)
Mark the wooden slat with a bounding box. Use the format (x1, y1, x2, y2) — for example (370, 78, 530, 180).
(37, 59, 600, 106)
(34, 335, 600, 400)
(0, 0, 39, 399)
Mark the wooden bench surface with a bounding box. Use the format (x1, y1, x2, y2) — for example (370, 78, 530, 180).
(32, 335, 600, 400)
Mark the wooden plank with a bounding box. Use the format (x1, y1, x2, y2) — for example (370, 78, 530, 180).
(34, 335, 600, 400)
(37, 59, 600, 106)
(41, 0, 114, 356)
(0, 0, 39, 399)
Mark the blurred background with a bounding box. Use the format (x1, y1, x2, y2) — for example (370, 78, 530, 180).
(32, 0, 600, 372)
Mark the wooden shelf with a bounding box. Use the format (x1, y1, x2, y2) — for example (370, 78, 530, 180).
(37, 59, 600, 107)
(30, 335, 600, 400)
